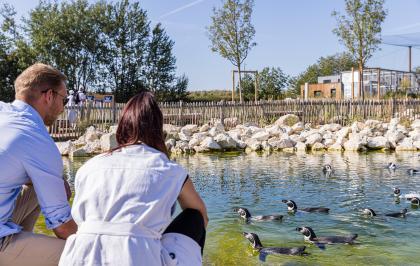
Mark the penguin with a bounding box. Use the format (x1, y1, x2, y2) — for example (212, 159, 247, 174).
(384, 208, 408, 218)
(411, 197, 420, 206)
(323, 164, 333, 174)
(388, 162, 397, 170)
(393, 187, 401, 197)
(234, 207, 283, 222)
(362, 208, 407, 218)
(282, 200, 330, 213)
(362, 208, 377, 217)
(407, 168, 420, 175)
(242, 232, 307, 261)
(392, 187, 420, 200)
(296, 226, 358, 247)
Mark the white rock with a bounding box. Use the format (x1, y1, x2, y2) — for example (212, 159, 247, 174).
(290, 134, 306, 143)
(108, 125, 118, 134)
(291, 122, 305, 134)
(214, 133, 237, 149)
(270, 138, 295, 150)
(320, 123, 342, 132)
(180, 124, 198, 136)
(85, 126, 99, 142)
(411, 119, 420, 129)
(389, 118, 399, 129)
(336, 127, 351, 140)
(366, 136, 391, 150)
(413, 140, 420, 150)
(261, 141, 272, 151)
(100, 132, 117, 152)
(365, 120, 382, 129)
(385, 130, 406, 145)
(323, 138, 335, 147)
(312, 142, 325, 151)
(300, 129, 319, 139)
(251, 131, 270, 141)
(295, 142, 307, 151)
(343, 134, 367, 151)
(199, 124, 210, 132)
(195, 137, 222, 152)
(395, 137, 416, 151)
(56, 141, 73, 156)
(328, 142, 343, 151)
(178, 132, 191, 142)
(305, 133, 323, 147)
(409, 129, 420, 141)
(84, 139, 102, 154)
(165, 139, 176, 150)
(274, 114, 300, 127)
(265, 125, 283, 137)
(245, 138, 262, 151)
(351, 121, 364, 133)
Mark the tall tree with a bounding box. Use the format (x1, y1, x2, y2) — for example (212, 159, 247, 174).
(207, 0, 256, 102)
(145, 23, 176, 101)
(332, 0, 387, 99)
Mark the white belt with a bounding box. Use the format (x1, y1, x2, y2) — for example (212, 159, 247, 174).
(78, 221, 161, 240)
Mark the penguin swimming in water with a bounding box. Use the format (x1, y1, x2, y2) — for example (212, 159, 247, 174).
(388, 162, 397, 170)
(296, 226, 358, 248)
(323, 164, 333, 174)
(234, 207, 283, 222)
(242, 232, 307, 261)
(407, 168, 420, 175)
(411, 197, 420, 206)
(362, 208, 408, 218)
(392, 187, 420, 200)
(282, 200, 330, 213)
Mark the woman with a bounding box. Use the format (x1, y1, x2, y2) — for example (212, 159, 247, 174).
(59, 91, 208, 266)
(66, 90, 77, 127)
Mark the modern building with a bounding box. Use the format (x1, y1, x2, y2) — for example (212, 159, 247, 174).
(301, 68, 420, 99)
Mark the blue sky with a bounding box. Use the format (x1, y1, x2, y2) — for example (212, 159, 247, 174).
(2, 0, 420, 91)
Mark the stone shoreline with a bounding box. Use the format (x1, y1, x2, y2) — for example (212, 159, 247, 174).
(56, 114, 420, 157)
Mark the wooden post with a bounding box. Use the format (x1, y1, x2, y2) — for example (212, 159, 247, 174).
(112, 101, 117, 124)
(220, 100, 225, 125)
(254, 72, 258, 102)
(178, 100, 183, 126)
(86, 101, 92, 125)
(351, 67, 354, 99)
(377, 68, 381, 99)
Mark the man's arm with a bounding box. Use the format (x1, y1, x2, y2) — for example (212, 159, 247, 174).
(53, 219, 77, 239)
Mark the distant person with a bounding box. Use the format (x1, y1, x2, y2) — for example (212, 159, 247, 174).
(77, 86, 86, 106)
(59, 91, 208, 266)
(0, 63, 77, 266)
(67, 90, 77, 127)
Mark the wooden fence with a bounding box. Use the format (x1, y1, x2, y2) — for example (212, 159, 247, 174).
(50, 99, 420, 141)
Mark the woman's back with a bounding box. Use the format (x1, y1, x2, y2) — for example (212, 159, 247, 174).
(60, 144, 187, 265)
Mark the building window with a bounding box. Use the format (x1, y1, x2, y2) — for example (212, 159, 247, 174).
(331, 88, 336, 98)
(314, 91, 322, 97)
(323, 80, 331, 84)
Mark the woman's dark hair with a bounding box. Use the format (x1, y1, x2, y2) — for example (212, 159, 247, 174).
(112, 91, 168, 157)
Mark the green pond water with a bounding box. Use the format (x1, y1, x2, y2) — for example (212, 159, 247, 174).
(35, 151, 420, 265)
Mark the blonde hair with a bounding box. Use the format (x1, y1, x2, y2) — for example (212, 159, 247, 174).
(15, 63, 67, 102)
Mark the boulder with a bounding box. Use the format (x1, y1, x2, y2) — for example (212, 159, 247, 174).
(305, 133, 322, 147)
(84, 139, 102, 154)
(395, 138, 417, 151)
(84, 126, 100, 142)
(108, 125, 118, 134)
(251, 131, 270, 141)
(411, 119, 420, 130)
(245, 138, 262, 151)
(295, 142, 307, 151)
(214, 134, 237, 149)
(335, 127, 351, 140)
(71, 147, 88, 157)
(328, 142, 343, 151)
(274, 114, 300, 127)
(366, 136, 391, 150)
(195, 137, 222, 152)
(319, 123, 342, 132)
(165, 139, 176, 150)
(180, 124, 198, 136)
(311, 142, 325, 151)
(100, 132, 117, 152)
(261, 141, 272, 151)
(199, 124, 210, 133)
(351, 121, 364, 133)
(178, 132, 191, 142)
(269, 138, 295, 150)
(56, 141, 73, 156)
(291, 122, 305, 134)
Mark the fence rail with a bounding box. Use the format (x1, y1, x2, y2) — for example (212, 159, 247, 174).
(50, 99, 420, 141)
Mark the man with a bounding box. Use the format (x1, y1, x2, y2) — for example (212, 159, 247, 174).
(0, 63, 77, 265)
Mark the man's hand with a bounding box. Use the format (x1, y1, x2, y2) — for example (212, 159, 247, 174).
(64, 179, 72, 201)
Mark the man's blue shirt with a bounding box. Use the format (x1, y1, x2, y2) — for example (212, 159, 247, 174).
(0, 100, 71, 238)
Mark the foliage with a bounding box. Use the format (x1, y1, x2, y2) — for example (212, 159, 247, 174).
(0, 0, 187, 103)
(332, 0, 387, 99)
(237, 67, 290, 101)
(290, 52, 358, 96)
(207, 0, 256, 102)
(187, 90, 232, 102)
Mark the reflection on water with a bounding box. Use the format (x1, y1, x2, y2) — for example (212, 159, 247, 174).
(63, 151, 420, 265)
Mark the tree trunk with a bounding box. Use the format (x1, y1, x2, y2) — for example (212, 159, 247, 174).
(358, 63, 364, 100)
(237, 64, 242, 102)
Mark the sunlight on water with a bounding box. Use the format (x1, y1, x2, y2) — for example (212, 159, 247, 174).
(35, 151, 420, 265)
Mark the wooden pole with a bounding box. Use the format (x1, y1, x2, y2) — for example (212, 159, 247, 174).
(351, 67, 354, 99)
(377, 68, 381, 99)
(254, 72, 258, 102)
